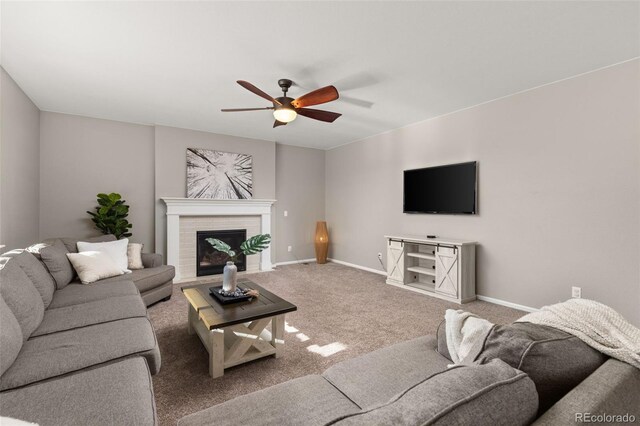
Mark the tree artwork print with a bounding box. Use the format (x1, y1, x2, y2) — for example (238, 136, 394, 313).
(186, 148, 253, 199)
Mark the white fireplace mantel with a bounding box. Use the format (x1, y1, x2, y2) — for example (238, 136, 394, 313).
(162, 197, 276, 280)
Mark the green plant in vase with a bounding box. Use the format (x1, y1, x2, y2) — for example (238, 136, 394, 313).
(206, 234, 271, 294)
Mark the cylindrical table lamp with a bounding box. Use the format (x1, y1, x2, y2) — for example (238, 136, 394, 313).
(314, 221, 329, 264)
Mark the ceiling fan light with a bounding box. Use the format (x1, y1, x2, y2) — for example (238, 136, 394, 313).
(273, 108, 297, 123)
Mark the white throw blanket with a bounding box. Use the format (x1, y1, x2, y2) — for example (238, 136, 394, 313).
(517, 299, 640, 369)
(445, 309, 494, 364)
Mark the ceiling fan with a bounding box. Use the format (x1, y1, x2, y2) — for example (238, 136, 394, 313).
(222, 79, 341, 128)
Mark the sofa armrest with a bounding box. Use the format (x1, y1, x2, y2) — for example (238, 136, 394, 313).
(533, 358, 640, 424)
(141, 253, 163, 268)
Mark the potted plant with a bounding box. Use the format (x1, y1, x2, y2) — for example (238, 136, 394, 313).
(206, 234, 271, 293)
(86, 193, 132, 239)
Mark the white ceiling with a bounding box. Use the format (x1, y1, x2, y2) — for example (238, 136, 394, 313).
(2, 1, 638, 150)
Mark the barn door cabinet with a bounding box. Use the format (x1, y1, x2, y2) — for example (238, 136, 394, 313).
(385, 235, 476, 304)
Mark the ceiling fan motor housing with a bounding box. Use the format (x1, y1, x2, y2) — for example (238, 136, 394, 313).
(274, 96, 294, 110)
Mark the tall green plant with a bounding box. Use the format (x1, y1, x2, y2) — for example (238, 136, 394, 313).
(86, 193, 132, 239)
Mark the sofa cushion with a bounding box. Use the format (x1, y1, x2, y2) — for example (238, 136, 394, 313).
(0, 317, 160, 391)
(48, 280, 138, 309)
(31, 295, 147, 337)
(178, 375, 360, 426)
(99, 265, 175, 293)
(474, 322, 608, 414)
(330, 359, 538, 426)
(2, 250, 56, 308)
(33, 239, 75, 289)
(323, 335, 450, 409)
(0, 257, 44, 340)
(60, 234, 117, 253)
(0, 296, 23, 376)
(0, 357, 157, 426)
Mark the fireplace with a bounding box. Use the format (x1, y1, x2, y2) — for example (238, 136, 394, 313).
(196, 229, 247, 276)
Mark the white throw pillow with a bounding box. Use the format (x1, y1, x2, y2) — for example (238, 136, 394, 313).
(66, 251, 124, 284)
(127, 243, 144, 270)
(77, 238, 130, 273)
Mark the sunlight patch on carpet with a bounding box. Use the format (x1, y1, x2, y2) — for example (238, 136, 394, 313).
(296, 333, 310, 342)
(285, 322, 299, 333)
(307, 342, 347, 357)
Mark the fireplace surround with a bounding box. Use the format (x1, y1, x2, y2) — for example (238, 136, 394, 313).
(162, 198, 276, 281)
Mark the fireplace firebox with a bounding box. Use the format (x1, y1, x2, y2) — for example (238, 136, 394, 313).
(196, 229, 247, 276)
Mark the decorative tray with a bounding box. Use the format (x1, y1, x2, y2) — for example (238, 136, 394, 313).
(209, 286, 252, 305)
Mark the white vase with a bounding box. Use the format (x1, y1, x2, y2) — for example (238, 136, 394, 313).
(222, 261, 238, 292)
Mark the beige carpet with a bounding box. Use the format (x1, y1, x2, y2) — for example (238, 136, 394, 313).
(147, 262, 525, 425)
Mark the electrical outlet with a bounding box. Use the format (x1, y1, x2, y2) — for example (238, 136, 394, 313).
(571, 286, 582, 298)
(377, 252, 382, 260)
(287, 246, 292, 252)
(284, 210, 288, 217)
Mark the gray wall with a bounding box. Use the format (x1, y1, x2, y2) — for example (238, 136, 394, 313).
(154, 125, 276, 259)
(275, 144, 325, 262)
(39, 112, 155, 248)
(0, 68, 40, 248)
(34, 116, 311, 263)
(326, 59, 640, 325)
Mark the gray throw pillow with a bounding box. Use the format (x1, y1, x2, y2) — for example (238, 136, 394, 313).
(0, 257, 45, 339)
(436, 319, 452, 361)
(329, 359, 538, 426)
(473, 322, 608, 414)
(0, 295, 23, 376)
(33, 239, 75, 289)
(3, 249, 56, 308)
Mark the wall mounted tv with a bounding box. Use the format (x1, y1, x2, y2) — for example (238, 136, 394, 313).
(403, 161, 477, 214)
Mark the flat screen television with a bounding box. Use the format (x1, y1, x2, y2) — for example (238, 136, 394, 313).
(403, 161, 477, 214)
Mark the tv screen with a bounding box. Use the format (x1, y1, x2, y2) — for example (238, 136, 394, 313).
(403, 161, 477, 214)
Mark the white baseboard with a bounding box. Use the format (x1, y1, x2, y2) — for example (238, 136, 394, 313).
(327, 258, 387, 276)
(327, 257, 539, 313)
(476, 295, 538, 313)
(274, 258, 316, 267)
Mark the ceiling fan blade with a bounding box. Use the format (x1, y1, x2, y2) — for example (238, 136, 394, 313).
(296, 108, 342, 123)
(291, 85, 339, 108)
(237, 80, 282, 106)
(221, 107, 274, 112)
(273, 120, 287, 128)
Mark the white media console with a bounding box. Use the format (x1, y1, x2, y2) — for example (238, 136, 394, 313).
(385, 235, 477, 304)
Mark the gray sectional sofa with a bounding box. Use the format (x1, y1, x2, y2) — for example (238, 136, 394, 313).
(179, 322, 640, 426)
(0, 235, 175, 425)
(2, 234, 639, 425)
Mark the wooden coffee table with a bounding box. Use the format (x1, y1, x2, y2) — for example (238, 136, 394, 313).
(181, 280, 297, 378)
